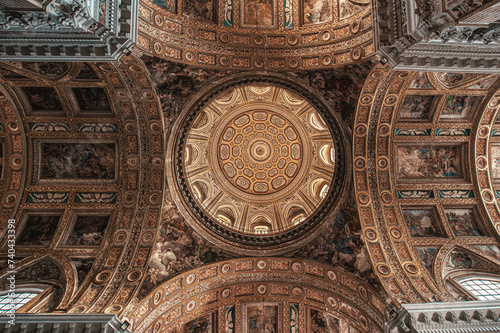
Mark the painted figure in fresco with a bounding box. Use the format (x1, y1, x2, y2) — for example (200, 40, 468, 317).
(184, 0, 215, 21)
(244, 0, 274, 26)
(399, 95, 435, 119)
(185, 315, 211, 333)
(18, 215, 60, 246)
(339, 0, 367, 19)
(450, 251, 473, 268)
(310, 309, 339, 333)
(442, 95, 474, 117)
(490, 147, 500, 179)
(73, 87, 111, 111)
(67, 216, 110, 246)
(409, 73, 433, 89)
(416, 247, 438, 272)
(446, 209, 483, 237)
(475, 245, 500, 260)
(403, 210, 441, 237)
(397, 146, 460, 178)
(22, 87, 63, 111)
(303, 0, 332, 24)
(41, 143, 115, 179)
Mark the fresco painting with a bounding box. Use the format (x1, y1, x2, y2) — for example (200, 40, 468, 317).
(445, 208, 483, 237)
(75, 64, 100, 81)
(184, 313, 213, 333)
(490, 145, 500, 179)
(21, 87, 63, 112)
(290, 304, 299, 333)
(144, 57, 369, 132)
(66, 215, 110, 246)
(225, 305, 235, 333)
(18, 215, 61, 246)
(309, 308, 339, 333)
(396, 145, 461, 179)
(399, 95, 436, 120)
(247, 304, 278, 333)
(403, 209, 442, 237)
(416, 247, 439, 274)
(449, 249, 473, 268)
(302, 0, 332, 24)
(434, 72, 481, 89)
(409, 73, 433, 89)
(474, 245, 500, 260)
(184, 0, 216, 22)
(339, 0, 368, 19)
(467, 75, 498, 89)
(293, 199, 380, 288)
(440, 95, 477, 119)
(41, 142, 115, 180)
(72, 87, 112, 113)
(153, 0, 176, 12)
(71, 257, 95, 286)
(0, 142, 3, 179)
(243, 0, 274, 26)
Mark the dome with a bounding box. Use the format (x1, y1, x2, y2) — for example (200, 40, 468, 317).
(167, 73, 350, 255)
(185, 84, 335, 234)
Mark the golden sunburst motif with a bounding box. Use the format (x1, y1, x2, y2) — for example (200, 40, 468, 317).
(185, 84, 335, 234)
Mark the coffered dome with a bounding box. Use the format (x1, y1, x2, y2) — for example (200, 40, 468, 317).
(167, 74, 350, 255)
(185, 84, 335, 234)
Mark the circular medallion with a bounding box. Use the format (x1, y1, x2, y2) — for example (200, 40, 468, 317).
(327, 296, 338, 309)
(326, 270, 337, 282)
(221, 288, 232, 298)
(185, 273, 196, 285)
(221, 263, 232, 274)
(256, 260, 268, 270)
(186, 300, 196, 312)
(153, 291, 163, 306)
(292, 287, 303, 297)
(257, 284, 267, 295)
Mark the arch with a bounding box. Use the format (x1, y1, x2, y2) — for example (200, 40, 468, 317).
(0, 256, 69, 312)
(129, 258, 387, 333)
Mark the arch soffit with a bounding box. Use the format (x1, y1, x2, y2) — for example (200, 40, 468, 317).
(353, 66, 500, 304)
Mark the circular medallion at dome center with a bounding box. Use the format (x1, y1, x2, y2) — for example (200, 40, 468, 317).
(218, 110, 303, 195)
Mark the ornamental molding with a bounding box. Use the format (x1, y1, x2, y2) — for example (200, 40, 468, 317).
(373, 0, 500, 72)
(0, 0, 138, 61)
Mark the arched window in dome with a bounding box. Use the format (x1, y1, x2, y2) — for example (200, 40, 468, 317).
(319, 144, 335, 166)
(254, 226, 269, 234)
(191, 181, 208, 203)
(0, 288, 45, 313)
(459, 278, 500, 301)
